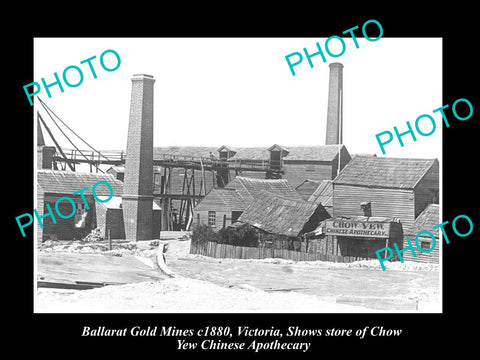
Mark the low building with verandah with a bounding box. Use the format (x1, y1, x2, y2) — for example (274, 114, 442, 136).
(299, 155, 439, 262)
(304, 216, 404, 261)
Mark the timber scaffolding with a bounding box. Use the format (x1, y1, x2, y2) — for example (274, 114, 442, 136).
(51, 148, 284, 231)
(51, 148, 282, 172)
(36, 98, 281, 231)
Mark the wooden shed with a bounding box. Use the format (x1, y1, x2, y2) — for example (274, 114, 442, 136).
(193, 176, 302, 231)
(237, 190, 331, 250)
(402, 203, 440, 264)
(226, 176, 302, 202)
(202, 144, 352, 186)
(193, 188, 247, 230)
(281, 144, 351, 187)
(332, 156, 439, 231)
(36, 170, 124, 241)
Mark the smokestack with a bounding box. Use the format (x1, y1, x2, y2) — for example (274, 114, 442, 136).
(122, 74, 155, 240)
(325, 62, 343, 145)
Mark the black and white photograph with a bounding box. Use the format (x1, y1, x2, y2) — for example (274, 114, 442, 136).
(31, 37, 442, 313)
(9, 11, 478, 355)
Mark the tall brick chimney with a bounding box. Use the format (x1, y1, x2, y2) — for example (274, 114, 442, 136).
(325, 63, 343, 145)
(122, 74, 155, 240)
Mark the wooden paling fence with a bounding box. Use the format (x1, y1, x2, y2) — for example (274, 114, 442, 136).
(190, 241, 369, 263)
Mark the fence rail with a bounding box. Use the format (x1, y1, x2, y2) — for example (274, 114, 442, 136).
(190, 241, 370, 263)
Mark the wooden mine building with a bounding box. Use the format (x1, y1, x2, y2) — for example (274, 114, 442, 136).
(36, 169, 125, 241)
(303, 155, 439, 261)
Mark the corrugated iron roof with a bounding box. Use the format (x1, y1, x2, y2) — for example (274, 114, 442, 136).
(227, 176, 303, 201)
(37, 170, 124, 196)
(406, 204, 439, 238)
(107, 165, 163, 173)
(238, 190, 320, 237)
(282, 145, 346, 161)
(333, 156, 438, 189)
(154, 146, 217, 158)
(215, 188, 247, 209)
(194, 187, 248, 210)
(154, 145, 348, 162)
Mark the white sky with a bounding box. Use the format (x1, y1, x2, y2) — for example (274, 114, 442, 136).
(34, 37, 442, 159)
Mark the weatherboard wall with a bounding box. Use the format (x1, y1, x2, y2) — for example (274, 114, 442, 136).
(413, 160, 439, 219)
(333, 185, 416, 231)
(194, 188, 246, 231)
(283, 162, 335, 188)
(402, 235, 440, 264)
(402, 203, 440, 264)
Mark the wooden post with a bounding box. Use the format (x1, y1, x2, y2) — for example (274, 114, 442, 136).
(223, 214, 227, 229)
(179, 168, 188, 223)
(199, 157, 207, 196)
(96, 151, 101, 173)
(108, 229, 112, 251)
(89, 151, 93, 172)
(191, 169, 196, 207)
(161, 167, 170, 231)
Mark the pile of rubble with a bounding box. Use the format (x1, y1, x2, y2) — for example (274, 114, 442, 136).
(83, 228, 104, 242)
(38, 239, 158, 257)
(37, 231, 192, 259)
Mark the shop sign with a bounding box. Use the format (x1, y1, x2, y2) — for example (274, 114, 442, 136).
(324, 219, 390, 238)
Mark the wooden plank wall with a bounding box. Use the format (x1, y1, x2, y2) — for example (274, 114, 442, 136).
(194, 190, 234, 213)
(333, 185, 416, 231)
(37, 185, 44, 242)
(402, 235, 440, 264)
(190, 241, 370, 263)
(306, 235, 339, 256)
(282, 163, 333, 188)
(194, 210, 232, 231)
(330, 149, 351, 178)
(414, 161, 439, 218)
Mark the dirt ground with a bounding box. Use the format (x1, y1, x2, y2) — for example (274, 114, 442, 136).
(35, 232, 440, 313)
